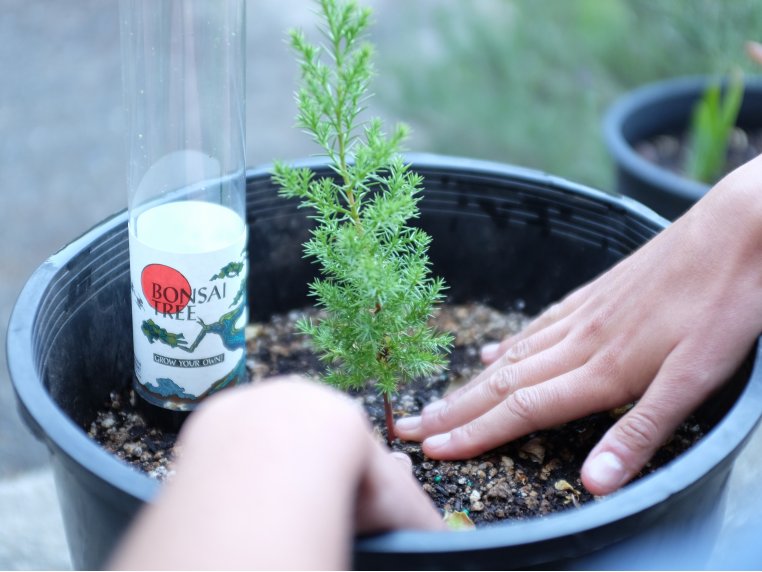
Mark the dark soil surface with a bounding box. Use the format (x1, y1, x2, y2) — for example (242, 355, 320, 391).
(635, 126, 762, 184)
(89, 303, 707, 524)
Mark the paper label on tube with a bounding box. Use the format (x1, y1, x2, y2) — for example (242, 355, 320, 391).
(129, 201, 247, 409)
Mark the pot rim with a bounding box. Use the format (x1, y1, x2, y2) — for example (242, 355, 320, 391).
(7, 153, 762, 555)
(602, 74, 762, 204)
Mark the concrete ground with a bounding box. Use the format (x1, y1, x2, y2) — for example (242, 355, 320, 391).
(2, 1, 761, 569)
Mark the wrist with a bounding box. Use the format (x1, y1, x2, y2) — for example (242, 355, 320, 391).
(677, 156, 762, 330)
(697, 155, 762, 261)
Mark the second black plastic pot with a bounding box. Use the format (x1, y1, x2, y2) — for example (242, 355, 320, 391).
(8, 154, 762, 569)
(603, 75, 762, 220)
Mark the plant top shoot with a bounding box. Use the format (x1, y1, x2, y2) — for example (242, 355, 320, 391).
(273, 0, 453, 444)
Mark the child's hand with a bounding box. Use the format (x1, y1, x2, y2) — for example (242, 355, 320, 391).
(111, 377, 442, 570)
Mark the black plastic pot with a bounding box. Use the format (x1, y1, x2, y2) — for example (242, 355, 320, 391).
(603, 75, 762, 221)
(8, 154, 762, 569)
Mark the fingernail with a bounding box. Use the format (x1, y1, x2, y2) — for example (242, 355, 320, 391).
(424, 432, 451, 449)
(395, 415, 421, 432)
(586, 451, 626, 491)
(480, 342, 501, 362)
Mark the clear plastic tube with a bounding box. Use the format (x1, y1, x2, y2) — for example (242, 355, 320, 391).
(120, 0, 247, 411)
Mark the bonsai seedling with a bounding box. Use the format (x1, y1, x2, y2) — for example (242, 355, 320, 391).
(684, 67, 744, 184)
(273, 0, 453, 445)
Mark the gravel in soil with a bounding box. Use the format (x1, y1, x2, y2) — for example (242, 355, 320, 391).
(635, 126, 762, 183)
(89, 303, 706, 525)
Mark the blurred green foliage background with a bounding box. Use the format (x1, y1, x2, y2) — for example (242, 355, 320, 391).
(373, 0, 762, 191)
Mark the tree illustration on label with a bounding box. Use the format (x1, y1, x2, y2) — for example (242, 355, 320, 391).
(135, 259, 247, 402)
(141, 320, 188, 348)
(140, 297, 245, 353)
(210, 261, 244, 281)
(141, 262, 246, 353)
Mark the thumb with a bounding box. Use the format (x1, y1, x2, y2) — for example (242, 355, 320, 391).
(389, 451, 414, 471)
(355, 441, 445, 534)
(581, 362, 701, 495)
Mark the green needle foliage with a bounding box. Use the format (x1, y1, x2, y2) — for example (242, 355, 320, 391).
(273, 0, 453, 404)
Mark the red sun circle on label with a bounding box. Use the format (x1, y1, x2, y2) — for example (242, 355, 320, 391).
(141, 264, 192, 313)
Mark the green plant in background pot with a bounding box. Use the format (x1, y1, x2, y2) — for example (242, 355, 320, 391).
(685, 68, 744, 184)
(273, 0, 453, 444)
(603, 41, 762, 220)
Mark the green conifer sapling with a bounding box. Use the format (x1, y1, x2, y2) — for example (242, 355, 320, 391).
(273, 0, 453, 445)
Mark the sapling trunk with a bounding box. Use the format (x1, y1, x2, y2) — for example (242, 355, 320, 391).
(383, 393, 396, 446)
(273, 0, 453, 445)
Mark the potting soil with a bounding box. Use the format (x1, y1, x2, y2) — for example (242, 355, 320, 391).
(89, 303, 706, 524)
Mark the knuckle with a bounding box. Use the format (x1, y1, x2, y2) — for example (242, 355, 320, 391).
(674, 364, 712, 392)
(581, 314, 606, 339)
(485, 367, 516, 400)
(592, 347, 622, 379)
(615, 410, 661, 453)
(578, 306, 614, 341)
(502, 387, 539, 424)
(505, 338, 531, 362)
(453, 418, 496, 458)
(457, 420, 482, 444)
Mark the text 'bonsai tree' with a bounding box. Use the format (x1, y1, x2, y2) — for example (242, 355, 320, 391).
(273, 0, 453, 445)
